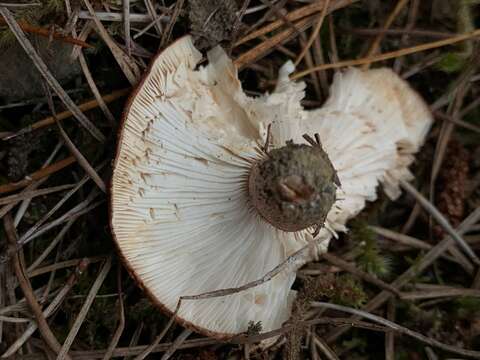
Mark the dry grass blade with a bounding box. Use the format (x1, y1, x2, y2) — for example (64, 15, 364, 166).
(142, 0, 163, 35)
(0, 143, 61, 223)
(123, 0, 131, 56)
(0, 2, 40, 7)
(425, 347, 439, 360)
(312, 335, 339, 360)
(78, 52, 116, 126)
(28, 257, 104, 278)
(160, 329, 192, 360)
(393, 0, 420, 72)
(55, 118, 106, 192)
(294, 0, 330, 66)
(234, 0, 358, 68)
(45, 85, 107, 193)
(434, 111, 480, 135)
(0, 157, 76, 194)
(3, 214, 72, 359)
(180, 241, 312, 302)
(292, 28, 480, 79)
(385, 299, 395, 360)
(18, 164, 105, 244)
(0, 18, 93, 47)
(0, 7, 106, 142)
(2, 259, 90, 358)
(82, 0, 140, 85)
(1, 88, 129, 140)
(0, 185, 74, 206)
(311, 302, 480, 358)
(133, 314, 177, 360)
(362, 0, 410, 68)
(260, 0, 302, 38)
(372, 225, 474, 273)
(78, 11, 153, 23)
(399, 180, 480, 265)
(27, 219, 77, 272)
(400, 287, 480, 300)
(325, 207, 480, 342)
(235, 15, 316, 68)
(57, 256, 112, 360)
(344, 27, 453, 40)
(22, 193, 104, 244)
(102, 266, 125, 360)
(235, 0, 357, 46)
(321, 252, 401, 296)
(160, 0, 184, 48)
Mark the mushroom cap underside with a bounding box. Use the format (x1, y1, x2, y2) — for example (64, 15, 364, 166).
(110, 35, 432, 338)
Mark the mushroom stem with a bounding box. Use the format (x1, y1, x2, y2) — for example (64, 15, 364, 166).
(248, 135, 339, 233)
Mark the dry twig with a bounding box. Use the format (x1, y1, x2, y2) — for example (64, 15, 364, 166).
(57, 257, 112, 360)
(3, 214, 71, 359)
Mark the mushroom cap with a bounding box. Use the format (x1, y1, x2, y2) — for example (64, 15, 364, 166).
(111, 37, 310, 338)
(111, 36, 432, 338)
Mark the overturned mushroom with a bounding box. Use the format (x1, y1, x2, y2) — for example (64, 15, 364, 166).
(110, 36, 432, 338)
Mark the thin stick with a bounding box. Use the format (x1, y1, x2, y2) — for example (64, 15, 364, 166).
(27, 219, 77, 272)
(311, 302, 480, 358)
(321, 252, 401, 296)
(102, 265, 125, 360)
(123, 0, 131, 56)
(28, 257, 104, 278)
(1, 88, 129, 140)
(292, 28, 480, 79)
(385, 299, 395, 360)
(3, 214, 71, 359)
(44, 85, 107, 193)
(371, 225, 474, 273)
(294, 0, 330, 66)
(1, 259, 90, 358)
(325, 207, 480, 342)
(400, 288, 480, 300)
(0, 7, 105, 142)
(22, 195, 103, 245)
(0, 18, 92, 47)
(78, 53, 116, 126)
(18, 164, 105, 244)
(57, 257, 112, 360)
(344, 27, 452, 40)
(160, 329, 192, 360)
(159, 0, 183, 48)
(362, 0, 410, 69)
(399, 180, 480, 265)
(235, 0, 358, 47)
(0, 157, 76, 194)
(179, 242, 311, 302)
(78, 11, 156, 23)
(142, 0, 162, 35)
(234, 15, 317, 68)
(0, 2, 40, 7)
(312, 335, 339, 360)
(133, 314, 178, 360)
(0, 185, 74, 206)
(82, 0, 140, 85)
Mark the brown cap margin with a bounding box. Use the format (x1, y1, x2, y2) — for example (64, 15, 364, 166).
(108, 35, 236, 341)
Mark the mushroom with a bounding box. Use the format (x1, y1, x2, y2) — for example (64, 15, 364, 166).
(110, 36, 432, 338)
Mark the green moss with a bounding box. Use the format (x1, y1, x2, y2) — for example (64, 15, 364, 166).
(437, 52, 466, 73)
(351, 220, 392, 279)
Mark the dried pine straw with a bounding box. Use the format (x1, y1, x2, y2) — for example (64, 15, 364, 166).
(1, 0, 480, 359)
